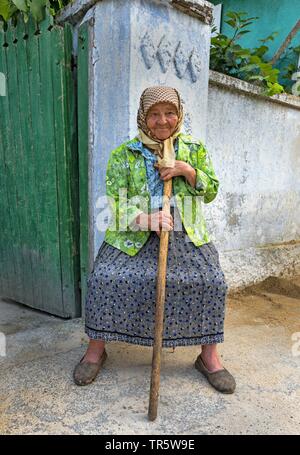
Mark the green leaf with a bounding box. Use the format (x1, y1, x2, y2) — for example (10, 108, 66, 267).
(216, 34, 231, 41)
(241, 16, 259, 22)
(211, 37, 230, 47)
(234, 48, 251, 56)
(259, 32, 279, 43)
(12, 0, 28, 12)
(225, 18, 237, 28)
(286, 64, 297, 72)
(293, 45, 300, 53)
(240, 21, 254, 28)
(0, 0, 11, 21)
(236, 30, 250, 39)
(265, 82, 284, 95)
(230, 11, 249, 18)
(253, 45, 269, 57)
(231, 43, 242, 50)
(249, 55, 263, 64)
(28, 0, 47, 22)
(239, 63, 259, 72)
(226, 11, 239, 19)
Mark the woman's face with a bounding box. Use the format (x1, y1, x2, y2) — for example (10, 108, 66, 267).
(146, 102, 179, 140)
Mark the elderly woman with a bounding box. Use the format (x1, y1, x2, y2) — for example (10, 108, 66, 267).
(73, 86, 236, 394)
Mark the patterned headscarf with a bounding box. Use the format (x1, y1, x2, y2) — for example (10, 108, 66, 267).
(137, 86, 184, 168)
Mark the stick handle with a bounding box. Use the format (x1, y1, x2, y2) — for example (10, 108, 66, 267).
(148, 178, 172, 421)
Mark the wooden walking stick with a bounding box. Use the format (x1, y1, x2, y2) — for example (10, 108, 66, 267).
(148, 177, 173, 421)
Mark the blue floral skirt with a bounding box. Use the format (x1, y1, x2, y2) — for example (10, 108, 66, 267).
(85, 207, 228, 348)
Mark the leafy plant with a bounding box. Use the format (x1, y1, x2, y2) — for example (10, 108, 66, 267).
(210, 11, 285, 96)
(279, 44, 300, 95)
(0, 0, 72, 29)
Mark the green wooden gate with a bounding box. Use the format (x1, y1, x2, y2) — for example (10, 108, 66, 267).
(0, 14, 81, 318)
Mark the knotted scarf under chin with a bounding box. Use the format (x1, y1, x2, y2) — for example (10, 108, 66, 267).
(137, 128, 180, 168)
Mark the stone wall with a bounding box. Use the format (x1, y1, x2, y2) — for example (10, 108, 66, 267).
(206, 70, 300, 288)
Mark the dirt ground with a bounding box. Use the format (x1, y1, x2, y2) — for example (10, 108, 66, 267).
(0, 274, 299, 434)
(227, 275, 300, 337)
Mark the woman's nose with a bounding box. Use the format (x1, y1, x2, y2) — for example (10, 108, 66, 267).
(157, 115, 167, 124)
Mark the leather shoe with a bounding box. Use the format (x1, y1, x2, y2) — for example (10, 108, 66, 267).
(195, 354, 236, 394)
(73, 349, 108, 386)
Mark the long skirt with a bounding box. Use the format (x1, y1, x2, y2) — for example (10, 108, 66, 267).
(85, 206, 228, 348)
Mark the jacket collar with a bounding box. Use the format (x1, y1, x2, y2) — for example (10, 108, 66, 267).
(126, 133, 201, 154)
(126, 136, 188, 159)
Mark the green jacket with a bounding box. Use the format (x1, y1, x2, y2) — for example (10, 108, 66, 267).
(103, 134, 219, 256)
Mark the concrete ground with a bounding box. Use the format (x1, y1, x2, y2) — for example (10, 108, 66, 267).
(0, 275, 300, 435)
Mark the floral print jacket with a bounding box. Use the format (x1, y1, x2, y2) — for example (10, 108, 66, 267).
(103, 133, 219, 256)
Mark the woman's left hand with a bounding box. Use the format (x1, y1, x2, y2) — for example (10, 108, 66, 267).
(154, 160, 194, 181)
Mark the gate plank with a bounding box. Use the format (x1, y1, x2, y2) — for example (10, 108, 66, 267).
(35, 15, 65, 314)
(0, 29, 13, 295)
(1, 22, 24, 301)
(77, 22, 89, 310)
(23, 14, 53, 311)
(15, 17, 40, 307)
(49, 20, 80, 317)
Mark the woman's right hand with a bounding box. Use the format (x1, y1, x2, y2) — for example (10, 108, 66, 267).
(135, 211, 174, 237)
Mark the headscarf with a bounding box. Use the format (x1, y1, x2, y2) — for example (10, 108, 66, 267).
(137, 86, 184, 168)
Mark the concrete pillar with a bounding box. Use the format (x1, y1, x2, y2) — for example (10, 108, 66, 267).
(58, 0, 213, 264)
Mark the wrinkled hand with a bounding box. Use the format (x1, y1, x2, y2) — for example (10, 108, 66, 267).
(154, 160, 192, 181)
(154, 160, 196, 188)
(151, 211, 174, 237)
(135, 211, 174, 237)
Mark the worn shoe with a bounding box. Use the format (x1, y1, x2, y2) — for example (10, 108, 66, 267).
(73, 349, 108, 386)
(195, 354, 236, 394)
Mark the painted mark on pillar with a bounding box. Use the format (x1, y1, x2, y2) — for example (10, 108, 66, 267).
(140, 32, 201, 82)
